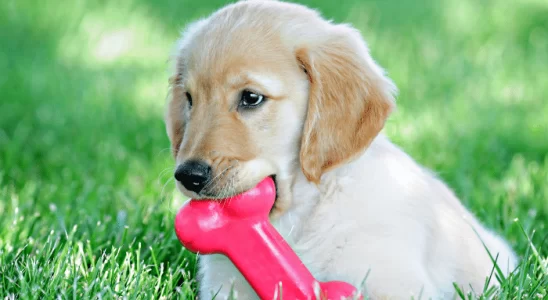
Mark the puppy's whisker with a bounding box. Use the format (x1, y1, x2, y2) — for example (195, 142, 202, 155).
(219, 175, 231, 198)
(205, 165, 232, 189)
(156, 166, 175, 184)
(222, 171, 241, 209)
(218, 178, 230, 209)
(218, 165, 237, 203)
(229, 172, 240, 208)
(155, 147, 173, 158)
(202, 164, 234, 192)
(218, 172, 237, 208)
(159, 177, 175, 211)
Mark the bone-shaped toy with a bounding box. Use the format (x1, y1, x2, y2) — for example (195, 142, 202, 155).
(174, 177, 360, 300)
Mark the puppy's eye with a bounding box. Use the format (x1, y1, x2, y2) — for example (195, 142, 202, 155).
(185, 92, 192, 108)
(240, 90, 265, 108)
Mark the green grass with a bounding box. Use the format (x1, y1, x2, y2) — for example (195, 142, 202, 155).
(0, 0, 546, 299)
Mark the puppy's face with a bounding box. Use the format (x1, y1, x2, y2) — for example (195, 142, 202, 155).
(165, 1, 396, 216)
(168, 31, 309, 202)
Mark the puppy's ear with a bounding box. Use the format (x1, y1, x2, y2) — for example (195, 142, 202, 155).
(164, 72, 185, 158)
(296, 25, 397, 184)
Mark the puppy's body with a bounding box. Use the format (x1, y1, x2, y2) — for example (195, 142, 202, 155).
(165, 1, 517, 299)
(199, 134, 516, 299)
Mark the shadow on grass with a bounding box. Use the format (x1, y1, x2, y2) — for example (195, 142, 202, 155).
(0, 4, 193, 285)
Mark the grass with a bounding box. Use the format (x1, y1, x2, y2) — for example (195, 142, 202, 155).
(0, 0, 546, 298)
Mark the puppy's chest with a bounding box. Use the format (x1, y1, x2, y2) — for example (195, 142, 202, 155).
(270, 211, 339, 279)
(267, 179, 353, 278)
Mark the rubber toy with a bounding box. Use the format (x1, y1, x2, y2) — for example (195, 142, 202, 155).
(174, 176, 361, 300)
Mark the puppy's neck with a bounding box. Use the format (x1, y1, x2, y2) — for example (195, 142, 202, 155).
(309, 133, 389, 196)
(272, 133, 389, 243)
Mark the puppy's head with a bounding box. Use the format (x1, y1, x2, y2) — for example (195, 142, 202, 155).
(165, 0, 396, 215)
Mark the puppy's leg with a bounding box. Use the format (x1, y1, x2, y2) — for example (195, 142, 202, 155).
(197, 254, 258, 300)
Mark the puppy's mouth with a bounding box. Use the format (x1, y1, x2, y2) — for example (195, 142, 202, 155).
(196, 175, 279, 211)
(270, 174, 279, 213)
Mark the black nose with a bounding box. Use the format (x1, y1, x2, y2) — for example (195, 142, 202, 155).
(174, 160, 212, 194)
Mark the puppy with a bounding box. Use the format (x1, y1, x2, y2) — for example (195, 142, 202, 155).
(164, 0, 518, 299)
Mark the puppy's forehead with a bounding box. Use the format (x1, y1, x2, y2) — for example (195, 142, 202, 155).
(179, 11, 300, 87)
(186, 36, 289, 78)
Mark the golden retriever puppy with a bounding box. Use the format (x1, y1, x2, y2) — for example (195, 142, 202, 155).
(164, 0, 517, 299)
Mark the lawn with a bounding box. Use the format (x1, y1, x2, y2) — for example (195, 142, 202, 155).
(0, 0, 546, 299)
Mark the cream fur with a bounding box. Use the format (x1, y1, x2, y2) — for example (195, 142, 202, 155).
(165, 1, 518, 299)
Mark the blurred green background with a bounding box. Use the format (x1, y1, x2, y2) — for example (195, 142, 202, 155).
(1, 0, 547, 298)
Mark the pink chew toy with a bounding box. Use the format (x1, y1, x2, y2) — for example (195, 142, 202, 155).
(174, 177, 360, 300)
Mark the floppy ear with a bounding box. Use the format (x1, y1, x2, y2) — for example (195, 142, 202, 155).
(296, 25, 397, 184)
